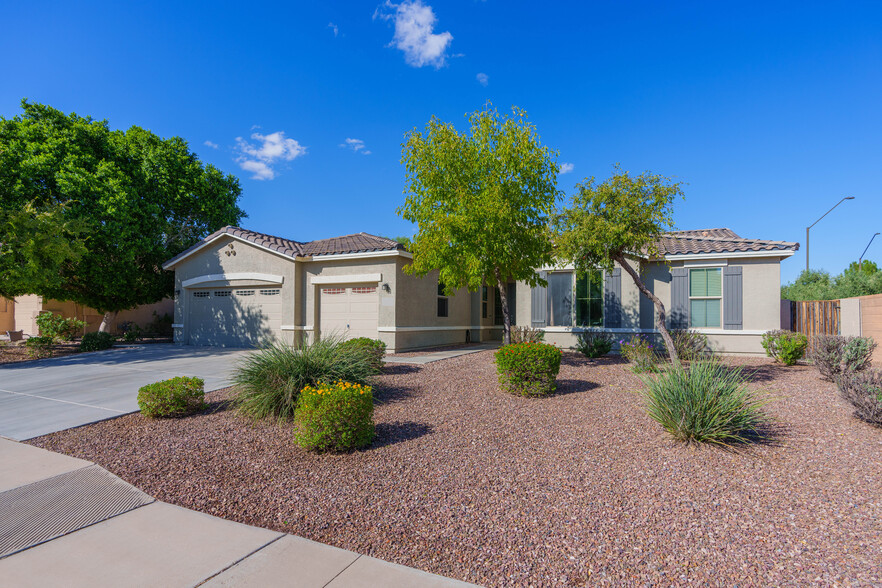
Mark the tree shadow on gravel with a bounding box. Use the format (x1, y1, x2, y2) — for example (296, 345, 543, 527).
(370, 421, 433, 449)
(715, 362, 805, 384)
(381, 363, 423, 375)
(372, 384, 416, 405)
(554, 379, 600, 395)
(561, 353, 628, 368)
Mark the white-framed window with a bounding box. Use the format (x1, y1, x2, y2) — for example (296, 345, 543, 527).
(437, 282, 449, 318)
(547, 271, 604, 327)
(689, 268, 722, 328)
(482, 286, 489, 319)
(575, 271, 603, 327)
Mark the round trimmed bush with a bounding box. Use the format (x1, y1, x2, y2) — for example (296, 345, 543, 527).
(137, 376, 206, 418)
(494, 342, 562, 397)
(294, 381, 375, 452)
(761, 330, 807, 366)
(79, 331, 115, 352)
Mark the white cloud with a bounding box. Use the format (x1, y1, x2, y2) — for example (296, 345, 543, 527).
(340, 137, 371, 155)
(203, 140, 219, 149)
(329, 22, 339, 37)
(476, 72, 488, 86)
(375, 1, 453, 68)
(559, 162, 575, 174)
(234, 131, 306, 180)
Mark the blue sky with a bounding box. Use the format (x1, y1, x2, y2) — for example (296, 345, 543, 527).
(3, 1, 881, 284)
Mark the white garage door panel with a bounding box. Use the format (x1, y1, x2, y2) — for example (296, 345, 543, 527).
(320, 286, 379, 340)
(188, 288, 282, 347)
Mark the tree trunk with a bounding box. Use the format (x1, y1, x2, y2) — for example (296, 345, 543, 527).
(613, 253, 681, 367)
(494, 268, 511, 346)
(98, 311, 118, 334)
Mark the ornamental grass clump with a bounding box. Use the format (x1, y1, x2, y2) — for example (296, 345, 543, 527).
(619, 335, 658, 372)
(761, 330, 808, 366)
(575, 332, 613, 358)
(835, 369, 882, 426)
(640, 361, 774, 446)
(137, 376, 205, 418)
(810, 335, 876, 381)
(494, 342, 562, 397)
(233, 336, 377, 420)
(294, 381, 375, 452)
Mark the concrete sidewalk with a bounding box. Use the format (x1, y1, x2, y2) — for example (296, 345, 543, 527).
(384, 343, 500, 365)
(0, 438, 478, 587)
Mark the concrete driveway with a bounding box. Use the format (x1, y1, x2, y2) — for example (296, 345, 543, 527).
(0, 345, 251, 441)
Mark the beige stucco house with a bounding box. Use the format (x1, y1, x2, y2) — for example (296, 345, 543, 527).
(163, 226, 797, 354)
(1, 295, 173, 337)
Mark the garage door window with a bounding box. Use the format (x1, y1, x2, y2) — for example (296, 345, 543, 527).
(193, 291, 210, 298)
(353, 287, 377, 294)
(323, 288, 345, 295)
(214, 290, 231, 297)
(260, 289, 281, 296)
(236, 290, 255, 296)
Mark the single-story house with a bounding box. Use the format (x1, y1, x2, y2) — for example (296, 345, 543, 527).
(1, 296, 173, 337)
(162, 226, 797, 354)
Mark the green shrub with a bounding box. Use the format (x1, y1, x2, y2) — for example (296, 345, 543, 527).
(575, 332, 613, 358)
(495, 342, 562, 397)
(233, 336, 377, 420)
(835, 369, 882, 425)
(761, 330, 808, 366)
(510, 326, 545, 344)
(294, 380, 375, 451)
(337, 337, 386, 371)
(810, 335, 877, 381)
(672, 329, 711, 363)
(25, 336, 54, 358)
(79, 331, 115, 352)
(619, 335, 658, 372)
(120, 322, 142, 343)
(146, 312, 173, 338)
(137, 376, 206, 418)
(36, 312, 86, 342)
(640, 361, 774, 445)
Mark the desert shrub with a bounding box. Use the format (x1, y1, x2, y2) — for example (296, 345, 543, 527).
(510, 326, 545, 344)
(147, 312, 173, 338)
(233, 336, 377, 420)
(672, 329, 711, 362)
(337, 337, 386, 371)
(619, 335, 659, 372)
(640, 361, 774, 445)
(811, 335, 877, 381)
(79, 331, 115, 352)
(835, 369, 882, 425)
(137, 376, 206, 418)
(36, 312, 85, 342)
(25, 336, 54, 358)
(761, 330, 808, 366)
(495, 342, 562, 397)
(119, 322, 142, 343)
(575, 332, 613, 358)
(294, 380, 375, 452)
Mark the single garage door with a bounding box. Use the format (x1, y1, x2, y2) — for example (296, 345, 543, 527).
(188, 288, 282, 347)
(320, 285, 379, 341)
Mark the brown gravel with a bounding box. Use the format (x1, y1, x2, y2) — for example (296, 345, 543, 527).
(0, 342, 82, 364)
(29, 352, 882, 586)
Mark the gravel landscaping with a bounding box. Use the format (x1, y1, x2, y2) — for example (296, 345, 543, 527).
(0, 342, 81, 364)
(29, 351, 882, 586)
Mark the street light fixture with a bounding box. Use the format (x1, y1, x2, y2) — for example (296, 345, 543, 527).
(859, 232, 880, 272)
(806, 196, 855, 272)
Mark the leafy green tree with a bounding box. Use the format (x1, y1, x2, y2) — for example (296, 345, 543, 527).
(0, 202, 87, 298)
(846, 260, 878, 275)
(398, 104, 560, 344)
(781, 270, 834, 301)
(781, 266, 882, 301)
(554, 166, 685, 365)
(0, 100, 245, 329)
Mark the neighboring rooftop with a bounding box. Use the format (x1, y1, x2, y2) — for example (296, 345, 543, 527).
(163, 226, 403, 268)
(656, 228, 799, 257)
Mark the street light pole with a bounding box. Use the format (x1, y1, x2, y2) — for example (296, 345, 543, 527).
(806, 196, 855, 272)
(859, 232, 880, 272)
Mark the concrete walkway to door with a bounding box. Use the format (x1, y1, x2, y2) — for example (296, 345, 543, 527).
(383, 343, 501, 365)
(0, 345, 250, 441)
(0, 438, 478, 587)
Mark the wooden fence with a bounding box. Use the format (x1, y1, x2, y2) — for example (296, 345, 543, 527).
(790, 300, 840, 351)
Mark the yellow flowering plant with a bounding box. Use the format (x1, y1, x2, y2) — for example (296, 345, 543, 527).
(294, 380, 375, 452)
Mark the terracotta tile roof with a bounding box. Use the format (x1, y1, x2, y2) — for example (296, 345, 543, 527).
(163, 226, 402, 267)
(301, 233, 403, 256)
(655, 228, 799, 257)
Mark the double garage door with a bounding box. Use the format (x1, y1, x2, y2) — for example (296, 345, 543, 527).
(188, 288, 282, 347)
(320, 285, 379, 340)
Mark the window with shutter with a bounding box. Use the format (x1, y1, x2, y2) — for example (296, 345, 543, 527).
(689, 268, 722, 328)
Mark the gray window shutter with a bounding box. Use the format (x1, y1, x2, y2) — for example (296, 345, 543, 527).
(604, 268, 622, 328)
(531, 272, 547, 327)
(723, 266, 743, 330)
(547, 272, 573, 327)
(670, 268, 689, 329)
